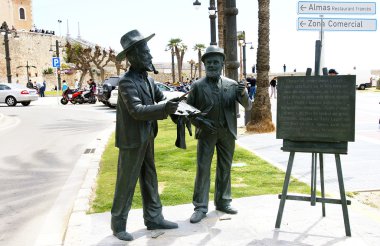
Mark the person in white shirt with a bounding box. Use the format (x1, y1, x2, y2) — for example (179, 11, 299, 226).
(74, 80, 80, 90)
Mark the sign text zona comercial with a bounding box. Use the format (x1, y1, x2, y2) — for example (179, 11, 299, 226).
(297, 17, 377, 31)
(298, 1, 376, 15)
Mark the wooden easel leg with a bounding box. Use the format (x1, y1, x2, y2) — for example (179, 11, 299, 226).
(319, 153, 326, 216)
(335, 154, 351, 236)
(311, 153, 317, 206)
(275, 151, 295, 228)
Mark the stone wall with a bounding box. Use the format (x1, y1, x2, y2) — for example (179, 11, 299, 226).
(0, 32, 117, 89)
(0, 30, 200, 89)
(0, 31, 66, 86)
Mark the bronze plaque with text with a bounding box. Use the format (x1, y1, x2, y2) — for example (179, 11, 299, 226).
(276, 75, 356, 142)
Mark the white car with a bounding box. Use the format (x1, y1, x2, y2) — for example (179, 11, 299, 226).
(0, 83, 38, 106)
(155, 82, 185, 101)
(107, 82, 185, 108)
(108, 86, 118, 108)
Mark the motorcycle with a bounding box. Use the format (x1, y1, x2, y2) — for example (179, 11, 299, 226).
(79, 89, 97, 104)
(60, 88, 84, 105)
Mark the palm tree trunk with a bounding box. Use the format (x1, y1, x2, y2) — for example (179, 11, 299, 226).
(198, 50, 202, 78)
(179, 50, 185, 82)
(217, 0, 224, 49)
(246, 0, 275, 133)
(171, 47, 176, 83)
(175, 47, 182, 82)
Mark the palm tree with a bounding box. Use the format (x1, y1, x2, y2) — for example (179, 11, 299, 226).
(177, 43, 187, 82)
(217, 0, 224, 49)
(166, 39, 178, 83)
(246, 0, 275, 133)
(194, 62, 199, 79)
(167, 38, 187, 82)
(193, 44, 206, 78)
(188, 59, 196, 79)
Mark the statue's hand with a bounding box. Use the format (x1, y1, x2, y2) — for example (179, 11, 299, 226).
(237, 81, 246, 96)
(165, 99, 179, 114)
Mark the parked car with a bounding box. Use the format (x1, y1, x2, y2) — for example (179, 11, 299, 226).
(97, 76, 120, 106)
(0, 83, 38, 106)
(356, 81, 373, 90)
(106, 82, 185, 108)
(108, 86, 118, 108)
(155, 82, 185, 100)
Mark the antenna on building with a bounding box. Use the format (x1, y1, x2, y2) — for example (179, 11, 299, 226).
(77, 22, 81, 39)
(66, 19, 70, 37)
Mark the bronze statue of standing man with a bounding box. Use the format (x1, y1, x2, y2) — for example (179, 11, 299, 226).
(186, 45, 252, 223)
(111, 29, 179, 241)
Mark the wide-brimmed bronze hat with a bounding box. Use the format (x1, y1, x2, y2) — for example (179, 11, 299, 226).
(116, 29, 155, 61)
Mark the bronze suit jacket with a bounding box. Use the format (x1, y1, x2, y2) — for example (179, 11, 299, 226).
(115, 68, 168, 149)
(187, 76, 252, 140)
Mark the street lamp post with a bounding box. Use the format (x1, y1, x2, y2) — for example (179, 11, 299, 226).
(193, 0, 217, 45)
(58, 20, 62, 37)
(1, 21, 19, 83)
(50, 40, 63, 89)
(238, 31, 254, 80)
(243, 42, 254, 79)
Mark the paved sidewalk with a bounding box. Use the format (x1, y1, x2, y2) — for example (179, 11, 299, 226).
(64, 195, 380, 246)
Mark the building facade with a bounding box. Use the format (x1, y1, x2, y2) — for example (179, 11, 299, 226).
(0, 0, 33, 31)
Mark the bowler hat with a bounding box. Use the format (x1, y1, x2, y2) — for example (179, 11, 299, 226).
(116, 29, 155, 61)
(201, 45, 225, 62)
(328, 68, 339, 74)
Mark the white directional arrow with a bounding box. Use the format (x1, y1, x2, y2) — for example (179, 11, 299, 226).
(297, 1, 376, 15)
(297, 17, 377, 31)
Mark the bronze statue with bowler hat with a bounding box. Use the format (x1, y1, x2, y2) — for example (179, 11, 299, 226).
(186, 45, 252, 223)
(111, 29, 179, 241)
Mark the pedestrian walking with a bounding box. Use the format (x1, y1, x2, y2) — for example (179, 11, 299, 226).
(270, 77, 277, 99)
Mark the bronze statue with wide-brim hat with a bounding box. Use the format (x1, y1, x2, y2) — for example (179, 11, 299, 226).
(116, 29, 155, 61)
(111, 29, 179, 241)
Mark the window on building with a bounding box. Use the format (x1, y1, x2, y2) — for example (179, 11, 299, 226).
(19, 8, 25, 20)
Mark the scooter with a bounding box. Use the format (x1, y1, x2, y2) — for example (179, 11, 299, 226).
(79, 89, 97, 104)
(60, 88, 84, 105)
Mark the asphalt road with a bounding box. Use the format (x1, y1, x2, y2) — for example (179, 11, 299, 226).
(0, 98, 115, 246)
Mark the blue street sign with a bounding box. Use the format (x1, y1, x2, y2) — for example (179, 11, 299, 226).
(52, 57, 61, 68)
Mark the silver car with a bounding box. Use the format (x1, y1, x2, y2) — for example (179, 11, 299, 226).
(0, 83, 39, 106)
(108, 86, 118, 108)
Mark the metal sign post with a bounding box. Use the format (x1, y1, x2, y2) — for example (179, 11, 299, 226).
(52, 57, 61, 104)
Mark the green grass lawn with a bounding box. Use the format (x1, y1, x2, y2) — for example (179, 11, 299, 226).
(45, 90, 63, 97)
(90, 119, 311, 213)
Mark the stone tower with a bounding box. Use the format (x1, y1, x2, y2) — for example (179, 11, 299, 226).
(0, 0, 33, 30)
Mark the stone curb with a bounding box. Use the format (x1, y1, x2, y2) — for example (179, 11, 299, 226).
(61, 124, 115, 246)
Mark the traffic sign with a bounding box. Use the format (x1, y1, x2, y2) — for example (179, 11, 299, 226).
(52, 57, 61, 68)
(297, 17, 377, 31)
(298, 1, 376, 15)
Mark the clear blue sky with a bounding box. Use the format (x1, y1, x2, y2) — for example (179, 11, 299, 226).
(33, 0, 378, 77)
